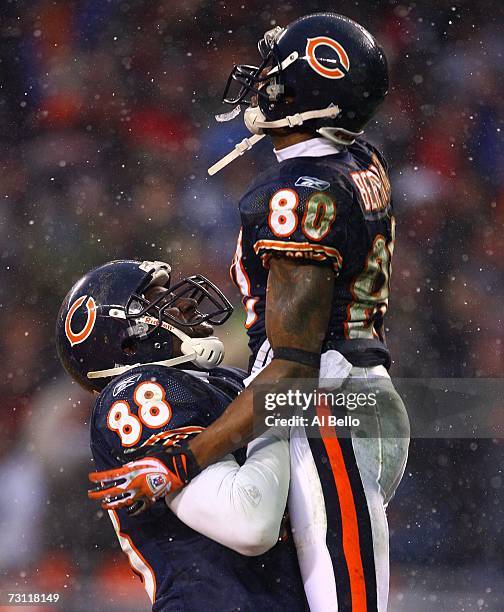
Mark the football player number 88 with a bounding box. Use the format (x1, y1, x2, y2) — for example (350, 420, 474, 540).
(268, 189, 336, 241)
(107, 381, 172, 447)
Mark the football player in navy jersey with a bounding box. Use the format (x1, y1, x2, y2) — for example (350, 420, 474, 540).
(56, 260, 307, 611)
(92, 14, 410, 612)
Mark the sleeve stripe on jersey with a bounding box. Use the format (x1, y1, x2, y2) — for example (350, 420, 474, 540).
(253, 239, 343, 267)
(109, 509, 157, 603)
(142, 426, 206, 449)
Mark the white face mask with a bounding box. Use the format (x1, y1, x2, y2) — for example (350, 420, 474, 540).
(86, 310, 225, 380)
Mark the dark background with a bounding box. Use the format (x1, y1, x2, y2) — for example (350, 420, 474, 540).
(0, 1, 502, 610)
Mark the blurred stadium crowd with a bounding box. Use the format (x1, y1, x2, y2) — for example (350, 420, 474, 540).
(0, 0, 502, 610)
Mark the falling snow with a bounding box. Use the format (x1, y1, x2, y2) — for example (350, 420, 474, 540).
(0, 1, 502, 611)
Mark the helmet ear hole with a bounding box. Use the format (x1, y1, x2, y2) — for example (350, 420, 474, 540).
(121, 337, 137, 355)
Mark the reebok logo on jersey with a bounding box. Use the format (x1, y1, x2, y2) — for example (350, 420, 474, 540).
(112, 373, 142, 397)
(295, 176, 331, 190)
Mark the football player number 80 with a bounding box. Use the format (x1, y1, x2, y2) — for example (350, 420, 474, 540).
(107, 381, 172, 447)
(269, 189, 336, 241)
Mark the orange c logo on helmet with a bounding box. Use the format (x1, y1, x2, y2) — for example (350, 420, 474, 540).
(65, 296, 97, 346)
(306, 37, 350, 79)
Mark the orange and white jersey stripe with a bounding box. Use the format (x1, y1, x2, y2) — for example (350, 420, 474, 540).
(108, 510, 157, 604)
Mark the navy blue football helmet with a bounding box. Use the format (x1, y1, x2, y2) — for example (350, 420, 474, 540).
(56, 260, 233, 392)
(223, 12, 388, 144)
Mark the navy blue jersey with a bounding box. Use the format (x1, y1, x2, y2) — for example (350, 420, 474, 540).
(230, 139, 395, 370)
(90, 364, 307, 611)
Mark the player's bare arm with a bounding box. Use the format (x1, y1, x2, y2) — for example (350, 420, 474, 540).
(83, 257, 334, 512)
(189, 256, 334, 469)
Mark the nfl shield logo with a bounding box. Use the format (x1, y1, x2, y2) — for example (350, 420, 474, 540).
(147, 473, 167, 494)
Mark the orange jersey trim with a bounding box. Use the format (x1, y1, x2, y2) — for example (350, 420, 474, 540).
(109, 509, 157, 603)
(254, 239, 343, 267)
(232, 228, 260, 328)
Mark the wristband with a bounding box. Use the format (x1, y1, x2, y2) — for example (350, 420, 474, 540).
(273, 346, 321, 368)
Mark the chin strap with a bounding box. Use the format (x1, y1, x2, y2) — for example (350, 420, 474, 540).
(244, 104, 341, 133)
(87, 353, 198, 380)
(208, 133, 266, 176)
(87, 313, 225, 380)
(208, 105, 341, 176)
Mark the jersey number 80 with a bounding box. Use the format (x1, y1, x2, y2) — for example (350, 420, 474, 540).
(268, 188, 336, 241)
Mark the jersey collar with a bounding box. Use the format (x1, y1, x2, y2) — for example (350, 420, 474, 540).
(182, 369, 210, 382)
(273, 137, 341, 163)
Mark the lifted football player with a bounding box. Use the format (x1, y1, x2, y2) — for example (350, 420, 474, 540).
(92, 13, 411, 612)
(56, 260, 307, 611)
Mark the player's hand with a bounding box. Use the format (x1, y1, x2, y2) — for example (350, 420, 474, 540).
(88, 457, 177, 515)
(88, 443, 201, 516)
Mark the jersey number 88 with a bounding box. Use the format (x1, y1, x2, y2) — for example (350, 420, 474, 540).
(106, 381, 172, 447)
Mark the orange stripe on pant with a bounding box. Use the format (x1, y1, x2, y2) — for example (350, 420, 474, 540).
(316, 402, 368, 612)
